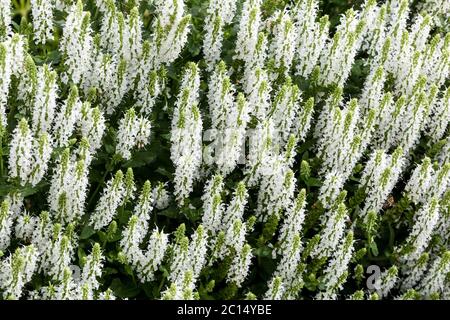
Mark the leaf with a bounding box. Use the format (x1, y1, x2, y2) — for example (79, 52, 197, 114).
(77, 246, 86, 263)
(158, 206, 178, 219)
(123, 150, 157, 168)
(105, 144, 115, 154)
(19, 181, 49, 197)
(110, 278, 140, 299)
(155, 167, 173, 179)
(305, 177, 322, 187)
(118, 210, 133, 225)
(297, 138, 316, 155)
(370, 241, 379, 257)
(80, 225, 96, 240)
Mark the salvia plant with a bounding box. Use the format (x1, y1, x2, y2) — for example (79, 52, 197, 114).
(0, 0, 447, 301)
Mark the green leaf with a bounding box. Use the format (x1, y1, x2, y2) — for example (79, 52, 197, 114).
(306, 177, 322, 187)
(158, 206, 179, 219)
(110, 278, 140, 298)
(370, 241, 379, 257)
(80, 225, 96, 240)
(123, 150, 157, 168)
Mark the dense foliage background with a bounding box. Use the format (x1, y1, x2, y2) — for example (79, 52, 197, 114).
(0, 0, 448, 300)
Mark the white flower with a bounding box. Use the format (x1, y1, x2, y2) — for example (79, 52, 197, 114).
(70, 157, 90, 220)
(32, 267, 81, 300)
(312, 203, 349, 259)
(0, 41, 11, 126)
(99, 1, 127, 57)
(397, 82, 429, 153)
(90, 170, 126, 230)
(268, 10, 297, 78)
(0, 200, 12, 250)
(224, 219, 247, 256)
(188, 225, 208, 283)
(80, 243, 103, 292)
(152, 182, 171, 210)
(227, 244, 252, 288)
(316, 231, 354, 299)
(203, 0, 237, 70)
(98, 289, 116, 300)
(120, 181, 153, 262)
(48, 149, 75, 224)
(9, 119, 53, 187)
(14, 212, 37, 242)
(385, 0, 410, 74)
(316, 93, 363, 181)
(264, 276, 284, 300)
(5, 192, 23, 219)
(404, 157, 433, 205)
(235, 0, 262, 65)
(242, 32, 267, 95)
(116, 108, 151, 160)
(125, 7, 143, 83)
(17, 55, 38, 104)
(418, 0, 450, 30)
(207, 62, 250, 175)
(29, 131, 53, 186)
(0, 0, 11, 39)
(151, 0, 191, 67)
(255, 157, 296, 222)
(270, 234, 302, 299)
(270, 79, 302, 147)
(401, 252, 429, 291)
(136, 229, 169, 282)
(46, 234, 73, 281)
(318, 170, 345, 208)
(319, 9, 361, 87)
(364, 4, 387, 59)
(359, 66, 385, 117)
(53, 86, 82, 147)
(201, 175, 224, 236)
(272, 189, 307, 299)
(360, 147, 404, 218)
(79, 104, 106, 153)
(418, 252, 450, 298)
(277, 189, 307, 256)
(134, 65, 165, 116)
(121, 215, 146, 267)
(0, 244, 38, 299)
(31, 0, 54, 44)
(400, 197, 440, 263)
(6, 34, 26, 76)
(247, 68, 271, 120)
(245, 119, 276, 186)
(222, 181, 248, 227)
(54, 0, 75, 12)
(39, 223, 76, 281)
(8, 118, 33, 185)
(373, 266, 398, 298)
(33, 65, 58, 133)
(293, 0, 324, 78)
(88, 52, 128, 114)
(60, 0, 93, 86)
(426, 87, 450, 144)
(170, 63, 202, 203)
(168, 224, 208, 293)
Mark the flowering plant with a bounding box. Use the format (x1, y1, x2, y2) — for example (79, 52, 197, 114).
(0, 0, 448, 300)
